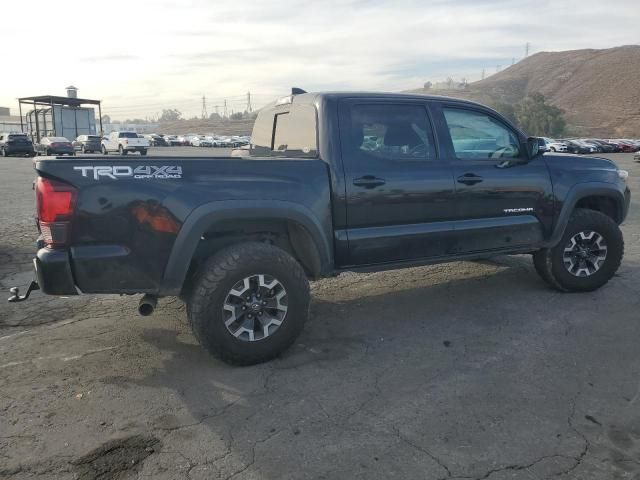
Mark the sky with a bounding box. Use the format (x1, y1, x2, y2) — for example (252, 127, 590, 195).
(1, 0, 638, 120)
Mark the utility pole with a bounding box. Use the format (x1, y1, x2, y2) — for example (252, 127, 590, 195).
(201, 95, 208, 119)
(223, 100, 228, 119)
(215, 105, 219, 116)
(481, 68, 485, 80)
(246, 91, 252, 113)
(525, 42, 530, 58)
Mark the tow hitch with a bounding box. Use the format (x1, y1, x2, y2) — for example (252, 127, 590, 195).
(8, 281, 40, 303)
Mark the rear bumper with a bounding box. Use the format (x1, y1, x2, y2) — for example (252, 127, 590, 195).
(5, 145, 35, 155)
(34, 248, 77, 295)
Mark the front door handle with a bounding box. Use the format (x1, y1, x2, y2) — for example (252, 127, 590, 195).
(353, 175, 386, 189)
(457, 173, 483, 185)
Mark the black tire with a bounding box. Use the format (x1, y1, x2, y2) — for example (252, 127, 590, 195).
(140, 149, 147, 156)
(187, 242, 310, 365)
(1, 147, 7, 157)
(46, 149, 51, 156)
(533, 208, 623, 292)
(81, 146, 86, 154)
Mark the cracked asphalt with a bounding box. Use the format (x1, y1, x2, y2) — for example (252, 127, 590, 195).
(1, 150, 639, 479)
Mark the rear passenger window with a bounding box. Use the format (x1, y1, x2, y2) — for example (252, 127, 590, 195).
(342, 104, 436, 162)
(443, 108, 520, 159)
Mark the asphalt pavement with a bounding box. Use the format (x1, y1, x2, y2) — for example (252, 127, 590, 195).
(1, 150, 639, 479)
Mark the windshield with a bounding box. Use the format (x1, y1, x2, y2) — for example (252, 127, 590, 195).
(8, 135, 30, 142)
(119, 132, 139, 138)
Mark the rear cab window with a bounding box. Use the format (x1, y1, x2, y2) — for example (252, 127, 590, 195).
(119, 132, 139, 139)
(251, 103, 317, 158)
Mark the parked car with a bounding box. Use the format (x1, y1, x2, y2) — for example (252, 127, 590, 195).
(537, 137, 567, 153)
(164, 135, 182, 146)
(73, 135, 102, 154)
(192, 136, 213, 147)
(145, 134, 167, 147)
(546, 138, 567, 152)
(608, 140, 637, 153)
(564, 140, 597, 154)
(101, 131, 149, 155)
(0, 132, 35, 157)
(211, 136, 230, 147)
(36, 137, 75, 156)
(11, 91, 630, 366)
(585, 139, 616, 153)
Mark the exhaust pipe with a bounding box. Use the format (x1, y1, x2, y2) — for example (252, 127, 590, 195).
(138, 294, 157, 316)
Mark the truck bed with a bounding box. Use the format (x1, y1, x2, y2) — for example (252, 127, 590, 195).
(34, 156, 333, 295)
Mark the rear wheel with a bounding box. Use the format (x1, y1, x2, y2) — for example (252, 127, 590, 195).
(119, 145, 127, 155)
(81, 146, 86, 154)
(187, 242, 310, 365)
(140, 149, 147, 156)
(533, 209, 623, 292)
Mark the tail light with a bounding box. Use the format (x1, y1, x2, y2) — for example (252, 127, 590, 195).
(35, 177, 77, 248)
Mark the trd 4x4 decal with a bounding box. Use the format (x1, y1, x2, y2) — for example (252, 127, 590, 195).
(73, 165, 182, 180)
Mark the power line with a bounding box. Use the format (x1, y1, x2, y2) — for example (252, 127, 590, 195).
(201, 95, 208, 119)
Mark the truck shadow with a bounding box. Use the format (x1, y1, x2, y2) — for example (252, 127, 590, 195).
(113, 256, 640, 478)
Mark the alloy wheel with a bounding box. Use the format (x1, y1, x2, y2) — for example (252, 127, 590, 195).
(562, 230, 608, 277)
(222, 274, 288, 342)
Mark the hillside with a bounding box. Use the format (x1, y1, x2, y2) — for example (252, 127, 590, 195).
(158, 117, 254, 136)
(407, 45, 640, 136)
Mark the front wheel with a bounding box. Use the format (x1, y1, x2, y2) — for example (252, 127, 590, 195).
(140, 149, 147, 156)
(1, 147, 7, 157)
(533, 209, 623, 292)
(102, 145, 108, 155)
(187, 242, 310, 365)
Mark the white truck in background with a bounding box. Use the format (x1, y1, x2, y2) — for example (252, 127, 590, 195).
(101, 131, 149, 155)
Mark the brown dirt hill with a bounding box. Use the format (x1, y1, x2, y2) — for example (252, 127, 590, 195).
(158, 117, 254, 136)
(406, 45, 640, 137)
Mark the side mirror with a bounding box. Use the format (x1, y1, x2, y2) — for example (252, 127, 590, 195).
(526, 137, 541, 159)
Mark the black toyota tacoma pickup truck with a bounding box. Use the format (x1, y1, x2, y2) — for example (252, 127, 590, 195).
(10, 91, 631, 365)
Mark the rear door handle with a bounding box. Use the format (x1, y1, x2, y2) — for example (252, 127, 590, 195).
(457, 173, 483, 185)
(353, 175, 386, 188)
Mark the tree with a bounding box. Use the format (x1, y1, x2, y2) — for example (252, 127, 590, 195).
(492, 93, 565, 137)
(515, 93, 566, 137)
(423, 81, 432, 90)
(158, 109, 182, 122)
(230, 112, 244, 120)
(101, 114, 111, 124)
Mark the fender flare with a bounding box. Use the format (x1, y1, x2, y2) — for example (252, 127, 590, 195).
(542, 182, 626, 248)
(160, 200, 333, 295)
